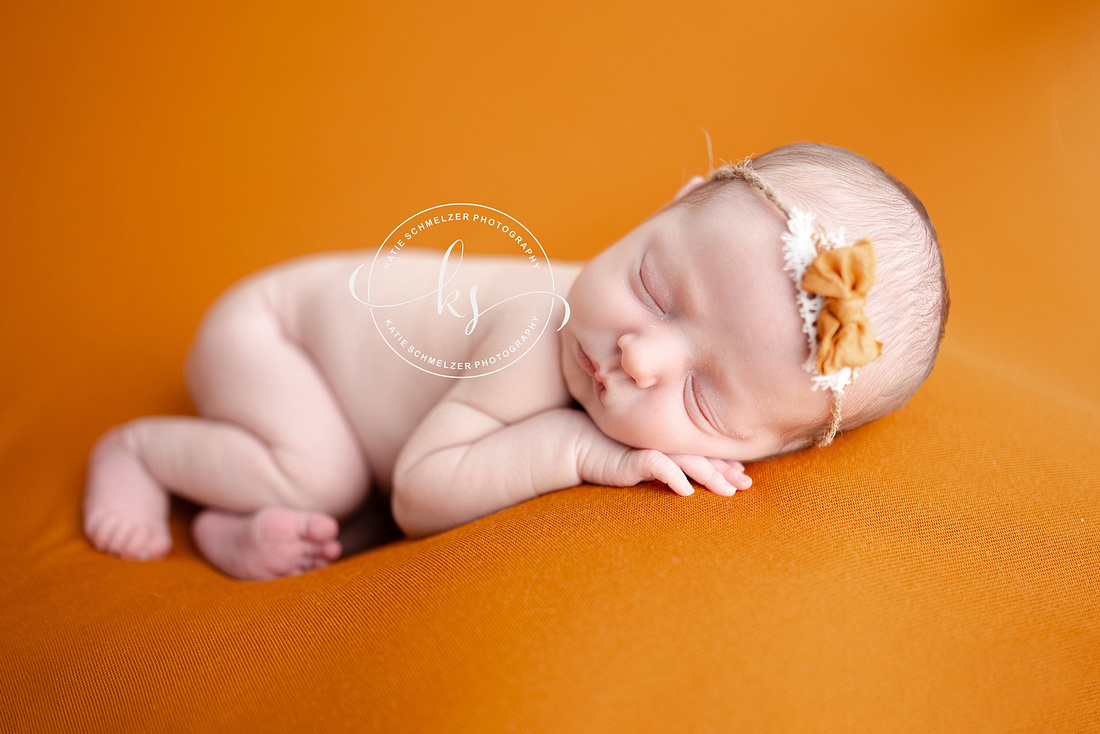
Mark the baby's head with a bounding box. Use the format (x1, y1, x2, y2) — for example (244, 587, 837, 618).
(560, 142, 949, 461)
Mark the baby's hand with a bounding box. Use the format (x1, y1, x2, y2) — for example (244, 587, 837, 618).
(574, 422, 751, 497)
(664, 454, 752, 497)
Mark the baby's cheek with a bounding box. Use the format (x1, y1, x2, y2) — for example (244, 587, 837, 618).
(591, 411, 649, 449)
(579, 406, 622, 441)
(607, 409, 702, 453)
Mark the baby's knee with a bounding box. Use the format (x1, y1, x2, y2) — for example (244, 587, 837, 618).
(274, 449, 370, 520)
(182, 282, 276, 397)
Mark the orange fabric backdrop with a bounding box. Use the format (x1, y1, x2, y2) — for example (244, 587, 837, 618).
(2, 1, 1098, 731)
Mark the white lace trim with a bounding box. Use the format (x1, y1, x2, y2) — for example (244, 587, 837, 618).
(780, 206, 858, 396)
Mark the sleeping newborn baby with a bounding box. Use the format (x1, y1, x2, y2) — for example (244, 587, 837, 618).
(83, 142, 949, 580)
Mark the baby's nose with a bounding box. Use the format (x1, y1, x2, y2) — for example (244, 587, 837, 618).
(617, 330, 684, 389)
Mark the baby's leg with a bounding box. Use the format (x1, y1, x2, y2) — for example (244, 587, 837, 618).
(83, 274, 370, 578)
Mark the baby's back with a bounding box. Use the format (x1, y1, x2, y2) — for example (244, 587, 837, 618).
(249, 248, 580, 494)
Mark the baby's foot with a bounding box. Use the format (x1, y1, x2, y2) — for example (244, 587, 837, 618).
(83, 426, 172, 561)
(192, 507, 342, 581)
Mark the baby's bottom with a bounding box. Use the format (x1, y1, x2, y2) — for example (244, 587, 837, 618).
(83, 273, 370, 580)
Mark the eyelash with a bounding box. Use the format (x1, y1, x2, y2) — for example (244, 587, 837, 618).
(686, 375, 715, 432)
(637, 256, 714, 432)
(637, 262, 663, 314)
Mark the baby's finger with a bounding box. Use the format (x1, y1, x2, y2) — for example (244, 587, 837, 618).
(671, 454, 737, 497)
(709, 458, 752, 491)
(636, 449, 694, 496)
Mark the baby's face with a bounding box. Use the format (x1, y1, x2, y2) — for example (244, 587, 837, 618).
(560, 184, 829, 461)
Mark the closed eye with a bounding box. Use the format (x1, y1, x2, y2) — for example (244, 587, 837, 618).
(637, 255, 663, 314)
(686, 374, 716, 433)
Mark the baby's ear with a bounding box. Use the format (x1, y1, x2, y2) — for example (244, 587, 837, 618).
(673, 175, 707, 202)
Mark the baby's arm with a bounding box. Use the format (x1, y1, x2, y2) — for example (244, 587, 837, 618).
(392, 398, 747, 538)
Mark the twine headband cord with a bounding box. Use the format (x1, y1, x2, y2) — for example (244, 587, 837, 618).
(709, 158, 882, 448)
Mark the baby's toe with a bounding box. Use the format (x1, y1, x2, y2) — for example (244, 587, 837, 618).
(119, 529, 152, 559)
(120, 525, 152, 559)
(117, 523, 168, 561)
(302, 513, 339, 543)
(104, 520, 137, 556)
(84, 513, 111, 550)
(321, 539, 342, 562)
(130, 526, 172, 560)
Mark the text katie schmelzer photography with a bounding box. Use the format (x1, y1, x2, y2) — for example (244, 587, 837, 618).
(348, 203, 570, 378)
(382, 210, 544, 269)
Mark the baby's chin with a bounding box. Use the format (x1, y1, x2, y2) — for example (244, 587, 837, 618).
(569, 392, 625, 440)
(585, 406, 669, 452)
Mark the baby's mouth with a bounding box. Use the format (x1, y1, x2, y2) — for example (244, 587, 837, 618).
(575, 340, 609, 405)
(575, 340, 597, 377)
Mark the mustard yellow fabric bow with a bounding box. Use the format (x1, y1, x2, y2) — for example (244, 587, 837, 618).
(800, 238, 882, 375)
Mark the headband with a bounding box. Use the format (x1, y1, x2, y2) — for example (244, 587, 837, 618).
(710, 158, 882, 447)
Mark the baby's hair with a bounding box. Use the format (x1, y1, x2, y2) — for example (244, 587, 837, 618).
(682, 142, 950, 451)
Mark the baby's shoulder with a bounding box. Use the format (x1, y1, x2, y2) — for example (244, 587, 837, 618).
(446, 297, 573, 425)
(262, 246, 575, 422)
